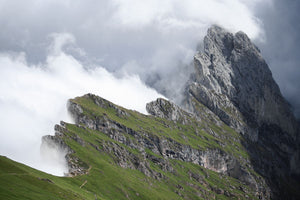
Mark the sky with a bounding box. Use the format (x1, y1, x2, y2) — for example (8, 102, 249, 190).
(255, 0, 300, 118)
(0, 0, 299, 175)
(0, 33, 163, 175)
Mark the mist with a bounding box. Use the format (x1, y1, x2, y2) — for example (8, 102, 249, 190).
(0, 0, 268, 102)
(0, 0, 299, 175)
(253, 0, 300, 118)
(0, 33, 163, 176)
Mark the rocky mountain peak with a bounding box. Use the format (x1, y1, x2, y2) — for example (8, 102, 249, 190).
(188, 25, 298, 141)
(183, 25, 300, 199)
(203, 25, 234, 58)
(203, 25, 258, 58)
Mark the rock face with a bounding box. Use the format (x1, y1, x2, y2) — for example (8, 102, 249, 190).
(184, 25, 300, 199)
(146, 98, 194, 125)
(41, 122, 89, 177)
(186, 25, 298, 141)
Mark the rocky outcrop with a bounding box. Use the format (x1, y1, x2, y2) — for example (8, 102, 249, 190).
(146, 98, 194, 125)
(41, 121, 89, 177)
(183, 25, 300, 199)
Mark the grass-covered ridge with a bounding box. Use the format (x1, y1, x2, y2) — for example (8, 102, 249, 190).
(71, 94, 248, 160)
(0, 94, 264, 199)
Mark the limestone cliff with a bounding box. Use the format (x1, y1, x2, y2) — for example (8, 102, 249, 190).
(183, 25, 300, 199)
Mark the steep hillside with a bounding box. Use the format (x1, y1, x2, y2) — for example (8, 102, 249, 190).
(1, 93, 271, 199)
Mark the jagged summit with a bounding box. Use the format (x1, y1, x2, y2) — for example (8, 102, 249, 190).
(184, 25, 300, 199)
(186, 25, 298, 140)
(202, 25, 260, 58)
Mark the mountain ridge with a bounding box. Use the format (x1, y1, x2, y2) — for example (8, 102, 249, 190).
(52, 93, 270, 199)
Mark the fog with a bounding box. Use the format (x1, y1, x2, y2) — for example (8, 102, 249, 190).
(254, 0, 300, 118)
(0, 0, 267, 101)
(0, 0, 299, 175)
(0, 33, 163, 175)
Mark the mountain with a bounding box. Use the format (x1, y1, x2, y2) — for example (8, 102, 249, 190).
(1, 26, 299, 199)
(0, 94, 268, 199)
(183, 25, 300, 199)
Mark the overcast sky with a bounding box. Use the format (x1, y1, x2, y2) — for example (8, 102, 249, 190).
(0, 0, 299, 175)
(254, 0, 300, 118)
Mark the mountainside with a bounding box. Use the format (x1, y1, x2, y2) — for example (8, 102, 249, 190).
(0, 93, 269, 199)
(183, 25, 300, 199)
(1, 26, 299, 200)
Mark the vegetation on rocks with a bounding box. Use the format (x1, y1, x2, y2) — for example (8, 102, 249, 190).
(0, 93, 268, 200)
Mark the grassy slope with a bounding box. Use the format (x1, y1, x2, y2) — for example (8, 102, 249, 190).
(0, 95, 259, 199)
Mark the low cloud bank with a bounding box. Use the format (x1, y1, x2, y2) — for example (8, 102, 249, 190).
(0, 33, 163, 176)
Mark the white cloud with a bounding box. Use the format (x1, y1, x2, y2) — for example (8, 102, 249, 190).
(111, 0, 264, 39)
(0, 33, 163, 176)
(0, 1, 271, 104)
